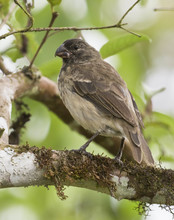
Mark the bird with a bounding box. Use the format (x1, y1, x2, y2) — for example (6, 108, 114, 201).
(55, 38, 154, 165)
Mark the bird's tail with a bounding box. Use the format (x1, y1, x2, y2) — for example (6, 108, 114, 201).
(138, 132, 154, 165)
(123, 129, 154, 166)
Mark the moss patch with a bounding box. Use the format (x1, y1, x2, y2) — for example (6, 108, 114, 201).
(10, 144, 174, 211)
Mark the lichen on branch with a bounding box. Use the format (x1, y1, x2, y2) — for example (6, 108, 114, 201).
(0, 144, 174, 207)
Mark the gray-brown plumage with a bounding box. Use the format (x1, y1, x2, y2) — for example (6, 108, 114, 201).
(55, 38, 154, 165)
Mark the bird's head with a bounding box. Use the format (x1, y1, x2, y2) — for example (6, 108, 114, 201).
(55, 38, 100, 64)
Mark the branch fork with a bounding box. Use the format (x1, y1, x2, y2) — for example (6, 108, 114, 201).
(0, 0, 141, 40)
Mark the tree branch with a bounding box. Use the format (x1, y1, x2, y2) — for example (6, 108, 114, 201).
(0, 144, 173, 205)
(0, 0, 140, 40)
(29, 11, 58, 68)
(0, 57, 12, 75)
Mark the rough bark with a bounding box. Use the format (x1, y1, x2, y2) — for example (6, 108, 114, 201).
(0, 144, 174, 205)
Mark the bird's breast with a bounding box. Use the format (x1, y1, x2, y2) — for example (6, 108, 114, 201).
(58, 73, 124, 137)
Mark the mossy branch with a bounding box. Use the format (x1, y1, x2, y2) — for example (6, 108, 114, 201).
(0, 144, 174, 207)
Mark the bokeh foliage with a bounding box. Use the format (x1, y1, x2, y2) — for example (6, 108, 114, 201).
(1, 0, 174, 219)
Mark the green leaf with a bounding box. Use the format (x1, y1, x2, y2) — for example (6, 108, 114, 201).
(15, 8, 27, 28)
(6, 48, 23, 62)
(47, 0, 61, 7)
(152, 112, 174, 134)
(144, 112, 174, 142)
(100, 34, 151, 59)
(144, 86, 166, 101)
(116, 200, 142, 220)
(140, 0, 148, 6)
(0, 0, 10, 15)
(39, 58, 62, 77)
(159, 155, 174, 163)
(26, 33, 39, 59)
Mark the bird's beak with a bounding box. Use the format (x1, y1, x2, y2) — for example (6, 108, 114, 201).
(55, 44, 71, 58)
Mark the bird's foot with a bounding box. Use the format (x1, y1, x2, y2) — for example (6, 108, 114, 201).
(113, 137, 125, 166)
(70, 132, 101, 159)
(114, 156, 123, 166)
(70, 144, 93, 159)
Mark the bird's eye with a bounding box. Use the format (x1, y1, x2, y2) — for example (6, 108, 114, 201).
(74, 45, 79, 50)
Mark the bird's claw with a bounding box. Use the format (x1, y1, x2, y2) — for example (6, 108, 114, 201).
(114, 156, 123, 166)
(70, 148, 93, 159)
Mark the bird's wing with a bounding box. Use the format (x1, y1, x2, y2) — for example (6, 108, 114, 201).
(72, 64, 138, 127)
(128, 90, 144, 128)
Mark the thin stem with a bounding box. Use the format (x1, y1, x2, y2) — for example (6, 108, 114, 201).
(117, 0, 141, 25)
(0, 57, 12, 75)
(154, 8, 174, 11)
(0, 23, 136, 40)
(0, 0, 141, 40)
(47, 30, 61, 38)
(120, 26, 141, 37)
(13, 0, 33, 31)
(0, 3, 16, 30)
(0, 24, 119, 40)
(29, 12, 58, 69)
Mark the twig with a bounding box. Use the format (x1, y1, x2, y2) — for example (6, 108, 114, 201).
(0, 0, 141, 40)
(0, 3, 16, 30)
(120, 26, 141, 37)
(0, 24, 137, 41)
(28, 12, 58, 69)
(2, 0, 34, 38)
(154, 8, 174, 11)
(47, 30, 61, 38)
(0, 57, 11, 75)
(117, 0, 141, 25)
(0, 24, 124, 40)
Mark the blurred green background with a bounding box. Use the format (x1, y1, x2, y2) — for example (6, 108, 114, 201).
(1, 0, 174, 219)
